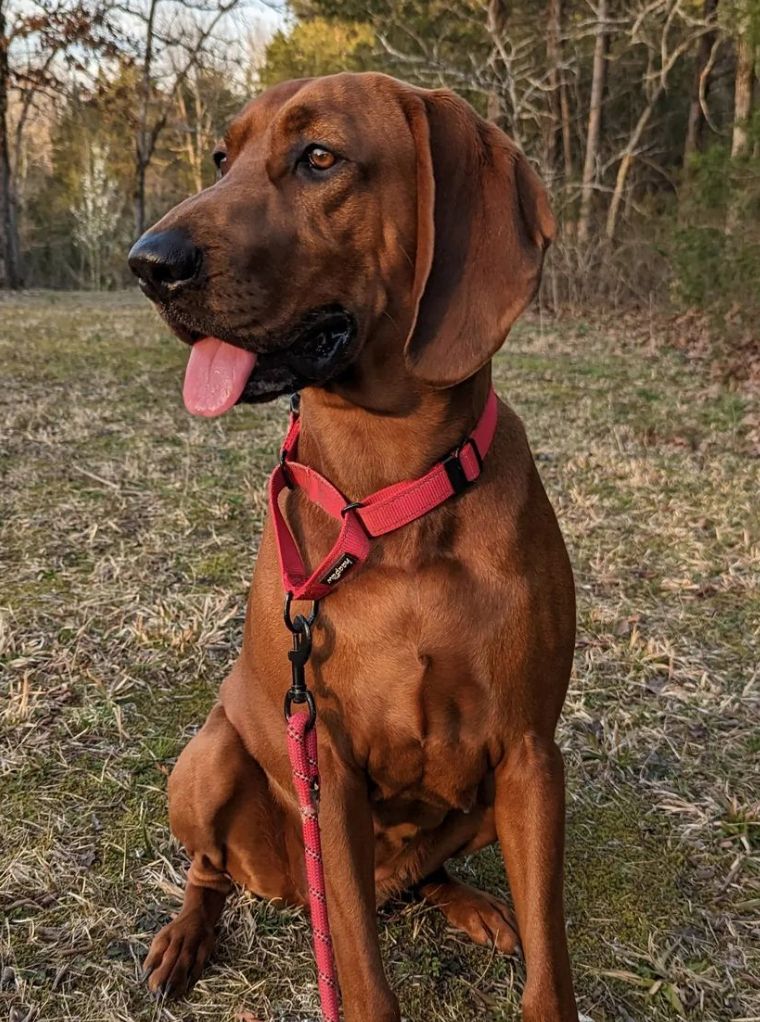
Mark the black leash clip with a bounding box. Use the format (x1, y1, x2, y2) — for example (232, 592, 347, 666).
(283, 593, 320, 727)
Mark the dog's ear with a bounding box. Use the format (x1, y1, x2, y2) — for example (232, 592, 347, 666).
(401, 89, 555, 388)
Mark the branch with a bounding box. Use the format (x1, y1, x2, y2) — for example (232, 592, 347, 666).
(699, 33, 723, 136)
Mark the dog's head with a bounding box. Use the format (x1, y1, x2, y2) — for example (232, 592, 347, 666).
(128, 72, 554, 416)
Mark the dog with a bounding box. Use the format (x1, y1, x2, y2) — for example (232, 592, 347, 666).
(128, 71, 578, 1022)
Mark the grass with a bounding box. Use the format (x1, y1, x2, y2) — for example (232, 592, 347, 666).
(1, 291, 758, 1022)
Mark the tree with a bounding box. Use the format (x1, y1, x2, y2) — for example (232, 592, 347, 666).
(259, 17, 374, 88)
(0, 0, 20, 287)
(725, 0, 759, 233)
(128, 0, 243, 237)
(71, 140, 120, 287)
(545, 0, 573, 180)
(731, 1, 756, 159)
(683, 0, 720, 166)
(0, 0, 121, 288)
(605, 0, 714, 241)
(485, 0, 510, 128)
(173, 62, 239, 193)
(577, 0, 609, 245)
(26, 71, 136, 287)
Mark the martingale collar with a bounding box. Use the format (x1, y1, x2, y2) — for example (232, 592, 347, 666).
(268, 388, 499, 602)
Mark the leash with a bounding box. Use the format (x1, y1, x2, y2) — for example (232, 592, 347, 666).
(273, 388, 498, 1021)
(284, 597, 340, 1021)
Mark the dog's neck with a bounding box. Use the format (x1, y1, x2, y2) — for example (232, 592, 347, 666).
(296, 367, 493, 500)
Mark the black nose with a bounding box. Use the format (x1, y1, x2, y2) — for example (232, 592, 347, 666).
(128, 229, 201, 297)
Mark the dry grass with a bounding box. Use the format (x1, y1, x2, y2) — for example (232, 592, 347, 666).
(1, 291, 758, 1022)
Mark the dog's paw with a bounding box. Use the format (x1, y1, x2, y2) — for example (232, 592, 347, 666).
(142, 908, 216, 998)
(435, 883, 520, 955)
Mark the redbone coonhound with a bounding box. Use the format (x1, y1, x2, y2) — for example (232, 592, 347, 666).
(128, 71, 578, 1022)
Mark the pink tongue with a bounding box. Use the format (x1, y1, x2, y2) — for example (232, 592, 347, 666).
(183, 337, 257, 417)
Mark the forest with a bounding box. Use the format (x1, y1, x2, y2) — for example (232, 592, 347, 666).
(2, 0, 759, 338)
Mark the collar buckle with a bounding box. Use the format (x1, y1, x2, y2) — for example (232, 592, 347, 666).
(442, 436, 483, 495)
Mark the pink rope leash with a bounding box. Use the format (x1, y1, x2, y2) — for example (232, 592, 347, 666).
(286, 709, 341, 1022)
(276, 390, 499, 1020)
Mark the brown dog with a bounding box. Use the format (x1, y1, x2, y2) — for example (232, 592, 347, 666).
(128, 72, 578, 1022)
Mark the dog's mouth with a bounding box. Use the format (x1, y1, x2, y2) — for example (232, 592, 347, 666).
(166, 306, 358, 416)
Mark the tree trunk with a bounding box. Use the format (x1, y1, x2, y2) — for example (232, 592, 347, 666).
(486, 0, 511, 131)
(560, 57, 573, 180)
(134, 0, 159, 239)
(176, 85, 204, 194)
(134, 158, 147, 239)
(731, 28, 755, 159)
(0, 3, 22, 288)
(607, 10, 705, 241)
(727, 18, 756, 234)
(486, 89, 507, 129)
(606, 86, 664, 240)
(683, 0, 719, 166)
(578, 0, 608, 245)
(545, 0, 573, 180)
(545, 0, 562, 173)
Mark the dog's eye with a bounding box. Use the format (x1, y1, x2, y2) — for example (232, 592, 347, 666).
(302, 145, 337, 172)
(213, 150, 228, 177)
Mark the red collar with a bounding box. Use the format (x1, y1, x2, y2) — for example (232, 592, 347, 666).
(269, 388, 499, 602)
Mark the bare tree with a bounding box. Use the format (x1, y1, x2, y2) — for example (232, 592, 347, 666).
(173, 59, 233, 193)
(605, 0, 714, 241)
(129, 0, 242, 237)
(174, 66, 207, 193)
(374, 3, 547, 151)
(486, 0, 510, 128)
(683, 0, 720, 165)
(578, 0, 608, 245)
(0, 0, 21, 287)
(545, 0, 573, 179)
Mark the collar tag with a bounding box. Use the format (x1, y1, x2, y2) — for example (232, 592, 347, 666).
(320, 553, 357, 586)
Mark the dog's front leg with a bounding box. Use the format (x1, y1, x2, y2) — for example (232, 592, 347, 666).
(318, 758, 400, 1022)
(494, 733, 578, 1022)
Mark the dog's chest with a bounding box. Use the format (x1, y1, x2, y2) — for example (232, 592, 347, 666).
(319, 576, 497, 814)
(364, 692, 490, 815)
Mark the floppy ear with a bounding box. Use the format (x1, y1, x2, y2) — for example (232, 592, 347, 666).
(401, 89, 555, 388)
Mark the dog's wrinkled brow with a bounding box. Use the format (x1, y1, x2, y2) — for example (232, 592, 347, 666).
(280, 103, 316, 134)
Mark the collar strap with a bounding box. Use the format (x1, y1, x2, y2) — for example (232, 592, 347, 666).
(269, 388, 499, 602)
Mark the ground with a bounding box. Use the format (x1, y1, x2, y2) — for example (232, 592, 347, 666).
(1, 291, 758, 1022)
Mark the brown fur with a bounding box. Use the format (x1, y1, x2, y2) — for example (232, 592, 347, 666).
(137, 72, 578, 1022)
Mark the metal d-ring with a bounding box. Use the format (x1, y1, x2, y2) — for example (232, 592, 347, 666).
(283, 591, 320, 633)
(283, 687, 316, 728)
(340, 500, 365, 518)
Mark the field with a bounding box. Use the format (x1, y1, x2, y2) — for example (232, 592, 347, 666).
(1, 291, 758, 1022)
